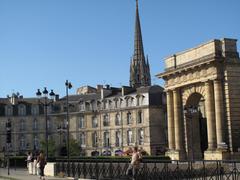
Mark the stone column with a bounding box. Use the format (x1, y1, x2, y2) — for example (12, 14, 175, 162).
(214, 80, 224, 148)
(166, 91, 175, 150)
(173, 89, 183, 151)
(205, 81, 217, 150)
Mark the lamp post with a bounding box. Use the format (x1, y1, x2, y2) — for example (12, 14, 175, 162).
(36, 87, 55, 160)
(65, 80, 72, 176)
(6, 119, 11, 175)
(57, 124, 67, 156)
(184, 105, 198, 161)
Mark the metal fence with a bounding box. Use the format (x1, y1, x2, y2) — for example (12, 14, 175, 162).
(55, 159, 240, 180)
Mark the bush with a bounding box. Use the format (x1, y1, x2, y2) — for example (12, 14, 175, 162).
(55, 155, 170, 162)
(10, 156, 27, 167)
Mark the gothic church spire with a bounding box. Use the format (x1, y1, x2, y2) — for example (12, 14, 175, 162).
(130, 0, 151, 88)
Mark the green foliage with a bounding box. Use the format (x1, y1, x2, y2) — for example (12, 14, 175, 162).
(69, 138, 81, 156)
(40, 138, 56, 157)
(55, 155, 170, 162)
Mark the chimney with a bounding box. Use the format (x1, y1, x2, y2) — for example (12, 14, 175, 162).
(121, 86, 135, 96)
(54, 94, 60, 101)
(96, 85, 103, 92)
(105, 84, 110, 89)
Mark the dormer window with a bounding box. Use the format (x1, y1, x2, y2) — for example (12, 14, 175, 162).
(97, 101, 101, 110)
(114, 99, 118, 108)
(108, 100, 112, 109)
(18, 104, 26, 116)
(85, 102, 91, 111)
(5, 105, 13, 116)
(79, 101, 84, 111)
(32, 105, 39, 115)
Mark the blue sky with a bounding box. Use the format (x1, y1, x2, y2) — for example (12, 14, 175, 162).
(0, 0, 239, 97)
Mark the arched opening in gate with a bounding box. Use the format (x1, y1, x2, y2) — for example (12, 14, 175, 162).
(184, 92, 208, 160)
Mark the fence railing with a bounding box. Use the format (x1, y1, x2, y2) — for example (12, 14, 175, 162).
(55, 159, 240, 180)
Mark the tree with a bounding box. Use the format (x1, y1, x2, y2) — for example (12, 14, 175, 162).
(40, 139, 56, 157)
(69, 138, 81, 156)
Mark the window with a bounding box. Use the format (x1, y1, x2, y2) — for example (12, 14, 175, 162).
(92, 116, 98, 128)
(20, 136, 25, 150)
(85, 102, 91, 111)
(103, 114, 110, 126)
(103, 101, 107, 109)
(115, 113, 121, 126)
(138, 128, 144, 145)
(114, 99, 118, 108)
(115, 131, 121, 147)
(79, 101, 84, 111)
(129, 97, 133, 107)
(125, 98, 129, 107)
(127, 112, 132, 125)
(32, 105, 39, 115)
(5, 106, 13, 116)
(91, 100, 96, 111)
(33, 118, 38, 130)
(33, 136, 39, 149)
(92, 132, 98, 147)
(136, 96, 140, 106)
(103, 131, 110, 147)
(79, 133, 86, 147)
(127, 130, 133, 145)
(137, 111, 143, 124)
(136, 95, 144, 106)
(97, 101, 101, 110)
(108, 100, 112, 109)
(141, 96, 145, 105)
(79, 116, 85, 128)
(20, 119, 25, 131)
(119, 99, 123, 108)
(18, 105, 26, 116)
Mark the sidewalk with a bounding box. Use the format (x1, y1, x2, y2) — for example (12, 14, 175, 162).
(0, 168, 71, 180)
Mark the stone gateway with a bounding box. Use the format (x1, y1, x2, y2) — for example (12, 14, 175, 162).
(157, 38, 240, 160)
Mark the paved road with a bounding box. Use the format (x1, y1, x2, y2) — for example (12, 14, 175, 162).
(0, 168, 72, 180)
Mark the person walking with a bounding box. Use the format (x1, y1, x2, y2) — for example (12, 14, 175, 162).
(126, 146, 142, 180)
(33, 153, 39, 175)
(37, 151, 47, 180)
(26, 152, 32, 170)
(28, 152, 34, 174)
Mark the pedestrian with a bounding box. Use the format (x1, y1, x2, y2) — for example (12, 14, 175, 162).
(37, 151, 47, 180)
(33, 153, 39, 175)
(126, 146, 142, 180)
(26, 152, 32, 170)
(28, 152, 34, 174)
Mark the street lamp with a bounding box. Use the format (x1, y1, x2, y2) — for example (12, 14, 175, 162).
(65, 80, 72, 176)
(184, 105, 198, 161)
(6, 119, 11, 175)
(36, 87, 55, 160)
(57, 124, 67, 156)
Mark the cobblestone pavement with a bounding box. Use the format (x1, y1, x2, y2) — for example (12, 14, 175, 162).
(0, 168, 72, 180)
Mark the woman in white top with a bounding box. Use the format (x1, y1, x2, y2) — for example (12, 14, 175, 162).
(126, 147, 142, 180)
